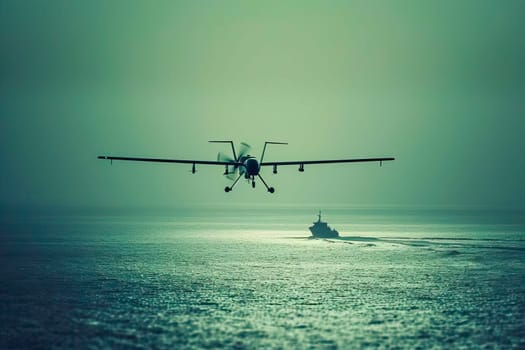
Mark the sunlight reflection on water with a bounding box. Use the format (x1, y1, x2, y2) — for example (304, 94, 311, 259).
(1, 209, 524, 348)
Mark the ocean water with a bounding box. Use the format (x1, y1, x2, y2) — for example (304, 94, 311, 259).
(1, 206, 524, 349)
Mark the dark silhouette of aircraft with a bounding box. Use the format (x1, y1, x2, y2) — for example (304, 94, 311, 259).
(98, 141, 395, 193)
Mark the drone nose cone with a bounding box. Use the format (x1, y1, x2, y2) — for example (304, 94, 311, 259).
(246, 158, 259, 175)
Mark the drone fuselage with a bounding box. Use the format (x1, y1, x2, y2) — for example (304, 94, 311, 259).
(236, 155, 259, 178)
(245, 157, 260, 176)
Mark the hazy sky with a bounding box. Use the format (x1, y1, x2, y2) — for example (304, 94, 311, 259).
(1, 1, 524, 209)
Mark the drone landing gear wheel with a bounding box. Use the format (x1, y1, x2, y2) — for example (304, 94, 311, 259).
(252, 180, 256, 188)
(257, 174, 275, 194)
(224, 173, 243, 193)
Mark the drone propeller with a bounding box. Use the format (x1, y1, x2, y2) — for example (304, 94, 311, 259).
(238, 142, 251, 159)
(217, 152, 239, 180)
(216, 142, 251, 182)
(217, 151, 234, 163)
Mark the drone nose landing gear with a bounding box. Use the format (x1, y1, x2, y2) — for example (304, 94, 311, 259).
(257, 174, 275, 193)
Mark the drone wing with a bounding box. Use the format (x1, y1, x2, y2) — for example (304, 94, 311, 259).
(260, 157, 395, 167)
(98, 155, 240, 166)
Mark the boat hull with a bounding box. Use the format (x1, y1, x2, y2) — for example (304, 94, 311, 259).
(309, 226, 339, 238)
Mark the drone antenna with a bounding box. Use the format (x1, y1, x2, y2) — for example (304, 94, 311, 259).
(209, 140, 237, 161)
(260, 141, 288, 164)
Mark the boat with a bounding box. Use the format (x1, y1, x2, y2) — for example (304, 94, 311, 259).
(309, 211, 339, 238)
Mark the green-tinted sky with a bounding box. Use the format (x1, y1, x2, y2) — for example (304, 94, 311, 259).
(1, 1, 524, 209)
